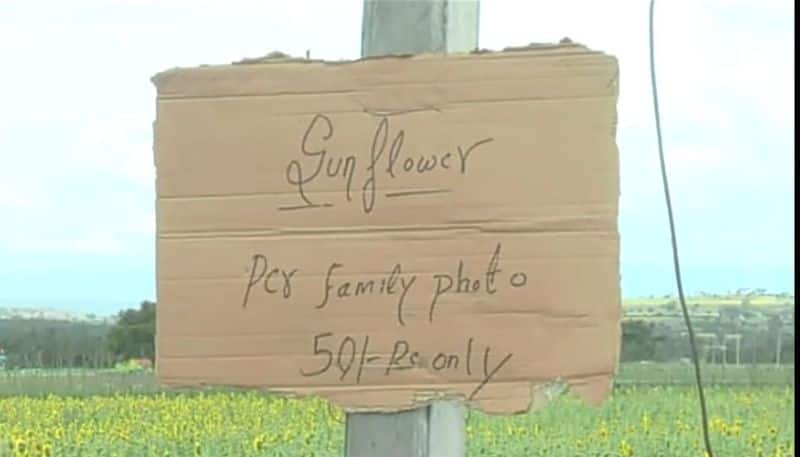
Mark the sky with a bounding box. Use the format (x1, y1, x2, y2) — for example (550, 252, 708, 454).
(0, 0, 794, 315)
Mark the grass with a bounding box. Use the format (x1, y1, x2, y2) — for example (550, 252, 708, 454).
(615, 363, 795, 386)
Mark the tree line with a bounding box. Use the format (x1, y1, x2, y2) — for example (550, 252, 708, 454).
(0, 301, 154, 369)
(0, 301, 793, 369)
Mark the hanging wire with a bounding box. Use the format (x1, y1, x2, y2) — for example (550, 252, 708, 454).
(648, 1, 715, 456)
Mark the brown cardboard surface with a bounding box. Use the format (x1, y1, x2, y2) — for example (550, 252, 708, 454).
(151, 42, 621, 414)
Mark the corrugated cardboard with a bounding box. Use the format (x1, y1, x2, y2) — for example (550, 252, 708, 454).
(151, 42, 621, 415)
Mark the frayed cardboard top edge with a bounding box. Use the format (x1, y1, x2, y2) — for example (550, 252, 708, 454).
(150, 38, 610, 87)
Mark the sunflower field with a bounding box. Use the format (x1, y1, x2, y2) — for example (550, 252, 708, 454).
(0, 384, 793, 456)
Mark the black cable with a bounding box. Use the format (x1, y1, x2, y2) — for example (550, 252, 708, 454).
(648, 1, 715, 456)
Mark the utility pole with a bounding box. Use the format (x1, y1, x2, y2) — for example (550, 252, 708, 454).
(345, 2, 479, 456)
(769, 314, 784, 368)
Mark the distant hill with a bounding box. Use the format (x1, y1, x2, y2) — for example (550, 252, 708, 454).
(0, 306, 115, 324)
(623, 291, 794, 308)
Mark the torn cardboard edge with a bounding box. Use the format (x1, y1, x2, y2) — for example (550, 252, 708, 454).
(156, 373, 617, 416)
(150, 39, 613, 85)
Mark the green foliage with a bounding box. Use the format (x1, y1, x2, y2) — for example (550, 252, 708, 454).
(106, 301, 156, 363)
(114, 360, 151, 373)
(0, 301, 158, 370)
(0, 319, 112, 369)
(621, 320, 663, 362)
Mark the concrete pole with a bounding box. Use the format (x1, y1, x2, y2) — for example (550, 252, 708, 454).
(345, 2, 479, 456)
(361, 0, 479, 57)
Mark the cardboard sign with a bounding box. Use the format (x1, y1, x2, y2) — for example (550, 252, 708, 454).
(151, 42, 621, 414)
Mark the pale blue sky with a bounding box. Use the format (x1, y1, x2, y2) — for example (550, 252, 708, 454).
(0, 0, 794, 315)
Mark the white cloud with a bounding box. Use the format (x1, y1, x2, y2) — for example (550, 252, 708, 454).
(0, 177, 45, 210)
(6, 231, 123, 255)
(76, 114, 156, 185)
(479, 0, 790, 135)
(73, 231, 125, 254)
